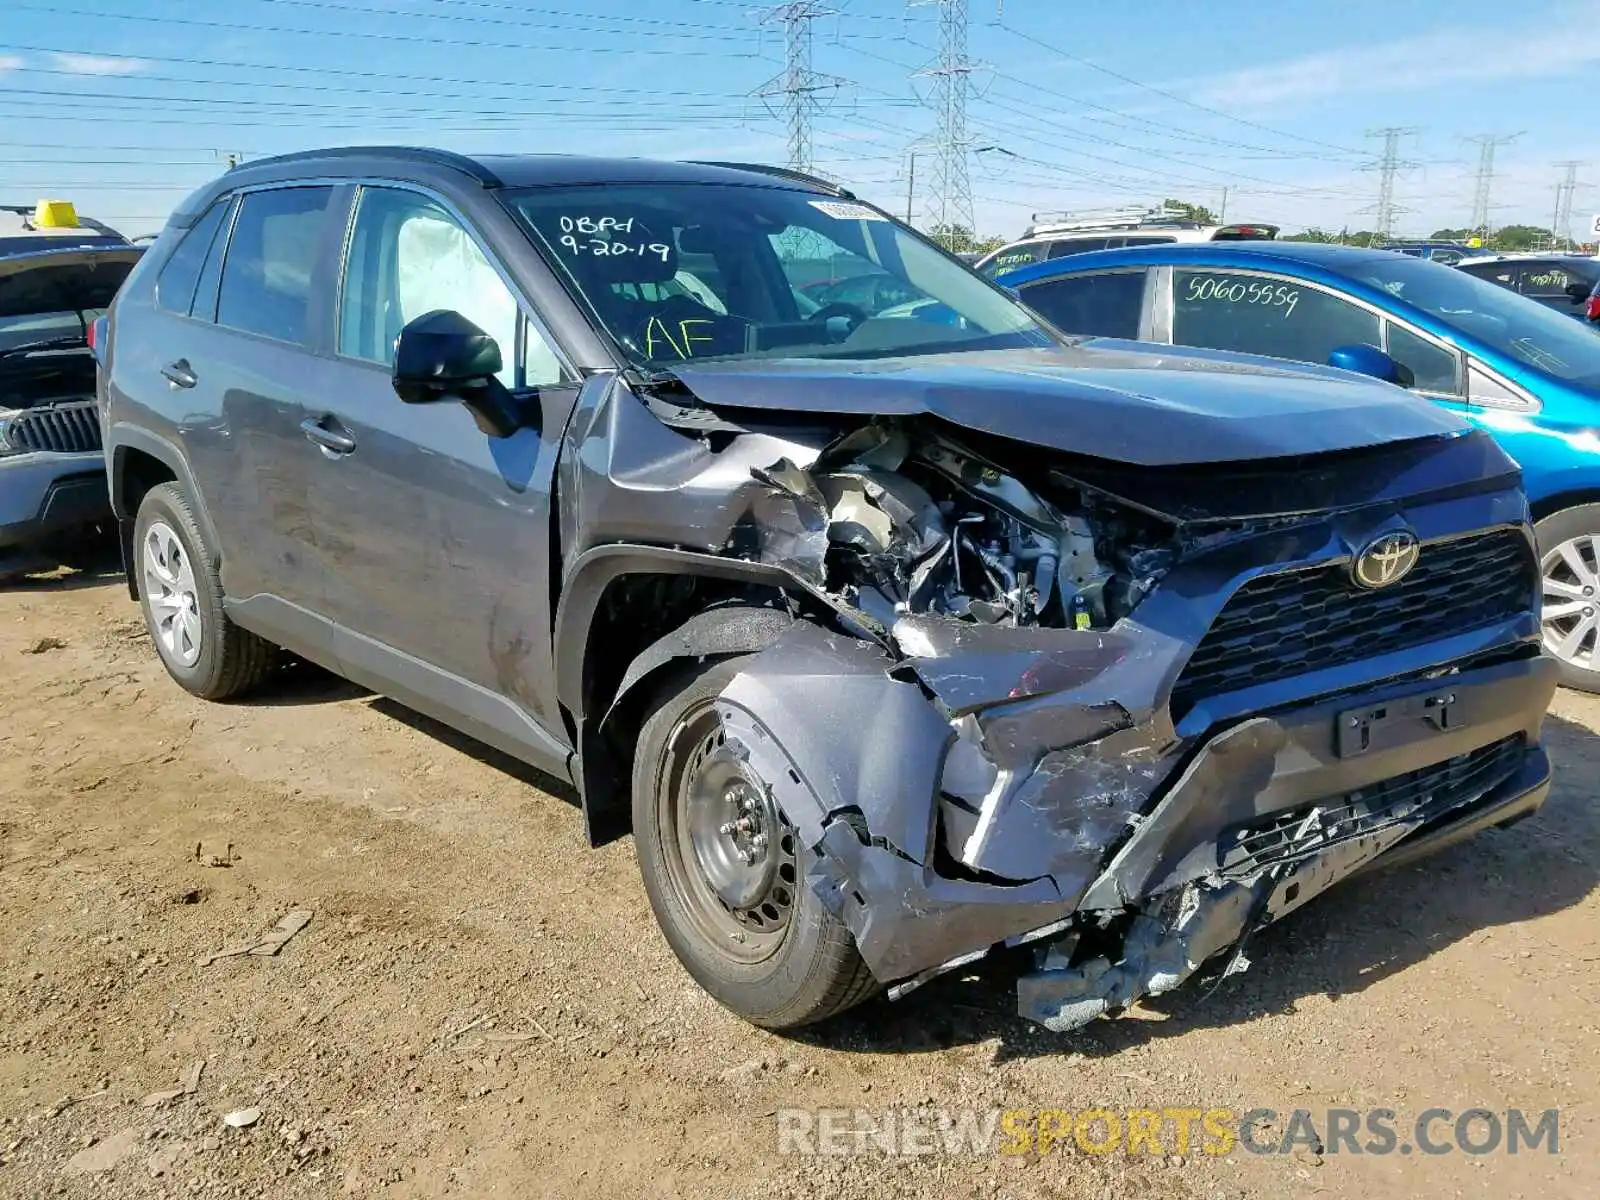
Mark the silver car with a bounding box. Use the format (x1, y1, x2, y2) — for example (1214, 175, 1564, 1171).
(0, 204, 141, 579)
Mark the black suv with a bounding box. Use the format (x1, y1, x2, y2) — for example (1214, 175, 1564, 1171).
(102, 148, 1558, 1032)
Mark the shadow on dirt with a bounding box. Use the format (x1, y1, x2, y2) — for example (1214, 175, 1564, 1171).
(231, 657, 372, 708)
(367, 696, 581, 806)
(0, 529, 123, 593)
(798, 711, 1600, 1062)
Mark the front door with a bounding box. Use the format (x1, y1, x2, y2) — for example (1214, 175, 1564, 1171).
(304, 184, 578, 768)
(1166, 266, 1471, 411)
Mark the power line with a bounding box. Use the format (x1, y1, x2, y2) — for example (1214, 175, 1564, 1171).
(911, 0, 977, 240)
(3, 3, 781, 59)
(1361, 127, 1420, 240)
(835, 37, 1371, 201)
(1466, 131, 1523, 239)
(758, 2, 844, 174)
(987, 19, 1367, 159)
(1552, 160, 1584, 249)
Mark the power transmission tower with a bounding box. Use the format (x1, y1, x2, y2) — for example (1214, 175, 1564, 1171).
(758, 2, 843, 175)
(1551, 160, 1583, 250)
(1466, 132, 1522, 241)
(1360, 127, 1419, 242)
(911, 0, 978, 245)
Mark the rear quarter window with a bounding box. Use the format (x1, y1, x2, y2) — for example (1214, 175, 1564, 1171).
(155, 200, 229, 316)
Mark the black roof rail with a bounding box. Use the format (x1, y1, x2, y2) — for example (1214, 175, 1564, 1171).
(232, 146, 503, 187)
(688, 161, 853, 198)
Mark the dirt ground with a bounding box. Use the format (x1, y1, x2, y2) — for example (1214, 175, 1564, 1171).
(1, 555, 1596, 1200)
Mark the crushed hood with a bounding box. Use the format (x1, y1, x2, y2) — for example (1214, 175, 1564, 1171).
(0, 246, 143, 320)
(665, 344, 1469, 467)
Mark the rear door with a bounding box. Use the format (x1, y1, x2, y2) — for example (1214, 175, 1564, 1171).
(1012, 268, 1151, 339)
(108, 185, 338, 654)
(200, 186, 340, 632)
(306, 183, 578, 761)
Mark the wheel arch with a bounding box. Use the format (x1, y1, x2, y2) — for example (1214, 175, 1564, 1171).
(108, 427, 217, 599)
(554, 545, 809, 847)
(1530, 488, 1600, 526)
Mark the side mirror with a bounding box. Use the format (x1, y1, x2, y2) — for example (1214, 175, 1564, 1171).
(392, 309, 524, 438)
(1327, 343, 1414, 388)
(1566, 281, 1591, 302)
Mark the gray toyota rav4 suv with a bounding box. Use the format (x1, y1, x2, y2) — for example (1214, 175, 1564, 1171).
(102, 148, 1557, 1032)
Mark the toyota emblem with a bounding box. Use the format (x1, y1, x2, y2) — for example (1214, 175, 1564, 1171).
(1352, 530, 1421, 589)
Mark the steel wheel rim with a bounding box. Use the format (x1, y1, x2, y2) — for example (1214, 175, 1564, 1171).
(1541, 533, 1600, 673)
(142, 520, 203, 668)
(657, 700, 798, 966)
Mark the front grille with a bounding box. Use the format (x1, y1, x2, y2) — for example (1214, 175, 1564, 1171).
(1172, 529, 1534, 716)
(3, 402, 102, 454)
(1219, 734, 1526, 878)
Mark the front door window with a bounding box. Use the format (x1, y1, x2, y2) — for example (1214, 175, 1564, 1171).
(1172, 270, 1381, 365)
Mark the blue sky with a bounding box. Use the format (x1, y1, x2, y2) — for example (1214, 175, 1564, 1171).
(0, 0, 1592, 240)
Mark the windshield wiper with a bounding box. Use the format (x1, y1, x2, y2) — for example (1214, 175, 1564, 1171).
(0, 335, 88, 361)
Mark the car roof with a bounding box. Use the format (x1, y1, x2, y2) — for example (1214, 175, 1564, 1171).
(170, 147, 844, 227)
(995, 239, 1403, 285)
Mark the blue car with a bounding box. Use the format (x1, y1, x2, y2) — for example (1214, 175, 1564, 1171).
(999, 241, 1600, 692)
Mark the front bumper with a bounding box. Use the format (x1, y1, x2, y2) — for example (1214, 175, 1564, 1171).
(1019, 733, 1551, 1030)
(713, 622, 1557, 1024)
(0, 452, 110, 560)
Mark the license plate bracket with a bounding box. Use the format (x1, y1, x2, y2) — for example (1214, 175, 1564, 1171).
(1337, 689, 1459, 758)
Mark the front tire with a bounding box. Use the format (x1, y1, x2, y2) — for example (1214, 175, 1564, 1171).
(631, 656, 878, 1029)
(1536, 504, 1600, 693)
(133, 483, 278, 700)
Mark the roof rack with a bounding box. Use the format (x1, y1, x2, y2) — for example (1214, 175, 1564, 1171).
(687, 161, 853, 198)
(234, 146, 503, 187)
(1024, 203, 1201, 237)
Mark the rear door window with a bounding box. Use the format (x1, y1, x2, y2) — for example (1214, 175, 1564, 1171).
(1172, 270, 1381, 364)
(1048, 237, 1108, 258)
(215, 187, 334, 345)
(155, 199, 229, 316)
(1017, 270, 1146, 339)
(1458, 262, 1517, 289)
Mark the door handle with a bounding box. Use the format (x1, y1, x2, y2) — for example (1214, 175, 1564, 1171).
(300, 416, 356, 455)
(160, 359, 197, 389)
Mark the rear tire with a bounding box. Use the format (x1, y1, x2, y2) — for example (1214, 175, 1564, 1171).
(1535, 505, 1600, 694)
(133, 483, 278, 700)
(631, 656, 878, 1029)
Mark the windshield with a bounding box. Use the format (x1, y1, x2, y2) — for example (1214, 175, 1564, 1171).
(1347, 255, 1600, 384)
(507, 183, 1055, 368)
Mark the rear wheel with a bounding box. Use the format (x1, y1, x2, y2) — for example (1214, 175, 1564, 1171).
(1536, 504, 1600, 693)
(134, 482, 278, 700)
(631, 656, 878, 1028)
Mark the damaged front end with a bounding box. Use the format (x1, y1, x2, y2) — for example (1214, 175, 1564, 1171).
(561, 365, 1555, 1033)
(673, 411, 1555, 1032)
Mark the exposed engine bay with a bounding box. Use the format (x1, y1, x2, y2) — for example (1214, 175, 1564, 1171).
(752, 420, 1179, 636)
(0, 348, 97, 411)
